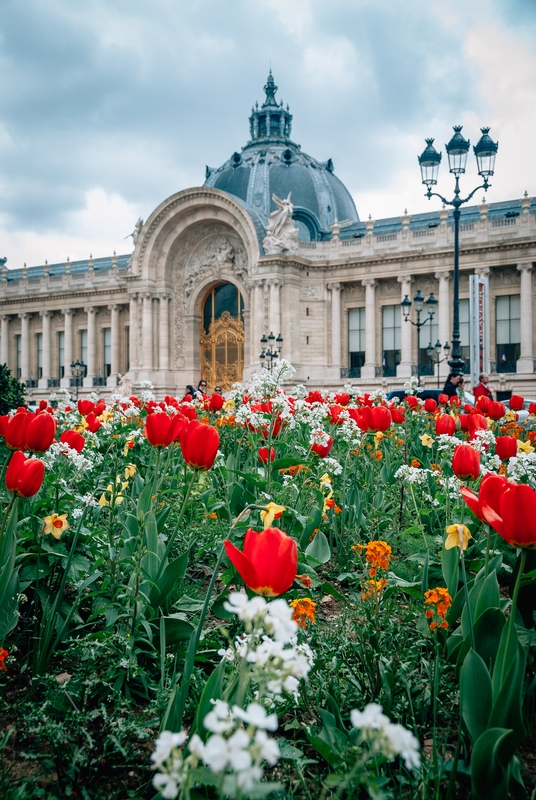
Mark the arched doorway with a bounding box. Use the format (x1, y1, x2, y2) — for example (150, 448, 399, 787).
(200, 283, 244, 391)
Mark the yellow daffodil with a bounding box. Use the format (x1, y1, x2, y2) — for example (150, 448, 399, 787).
(223, 399, 235, 411)
(98, 480, 128, 507)
(518, 440, 535, 455)
(43, 514, 70, 540)
(124, 463, 137, 479)
(98, 410, 114, 423)
(320, 473, 332, 488)
(505, 410, 517, 422)
(420, 434, 434, 448)
(374, 431, 385, 448)
(322, 489, 334, 512)
(445, 523, 472, 551)
(259, 501, 286, 529)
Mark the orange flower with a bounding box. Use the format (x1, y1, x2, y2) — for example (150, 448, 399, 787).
(410, 459, 421, 468)
(431, 463, 441, 473)
(424, 587, 452, 630)
(361, 578, 387, 601)
(374, 450, 383, 460)
(356, 540, 392, 573)
(295, 573, 313, 588)
(290, 597, 317, 628)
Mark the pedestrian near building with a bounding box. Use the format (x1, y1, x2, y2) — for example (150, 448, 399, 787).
(473, 373, 493, 402)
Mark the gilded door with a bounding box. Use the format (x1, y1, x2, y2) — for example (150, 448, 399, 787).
(201, 285, 244, 391)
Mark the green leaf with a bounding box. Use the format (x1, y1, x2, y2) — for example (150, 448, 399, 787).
(320, 581, 346, 602)
(136, 482, 153, 515)
(305, 530, 331, 564)
(460, 649, 492, 743)
(442, 539, 459, 598)
(193, 657, 227, 740)
(156, 615, 195, 646)
(0, 568, 20, 642)
(474, 570, 500, 621)
(421, 549, 429, 596)
(489, 642, 526, 753)
(150, 549, 190, 609)
(471, 728, 513, 800)
(472, 607, 506, 672)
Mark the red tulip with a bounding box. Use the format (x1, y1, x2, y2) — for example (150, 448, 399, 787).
(224, 527, 298, 596)
(311, 436, 333, 458)
(60, 430, 85, 453)
(405, 396, 419, 409)
(85, 413, 101, 433)
(145, 412, 185, 447)
(461, 472, 510, 523)
(529, 403, 536, 416)
(95, 400, 106, 415)
(306, 391, 324, 405)
(476, 395, 491, 414)
(464, 403, 473, 414)
(495, 436, 518, 461)
(438, 393, 449, 405)
(488, 401, 506, 420)
(5, 411, 34, 450)
(481, 483, 536, 549)
(258, 447, 275, 464)
(180, 420, 219, 470)
(5, 450, 45, 497)
(208, 393, 225, 411)
(424, 398, 437, 413)
(452, 444, 480, 481)
(459, 414, 471, 432)
(179, 404, 197, 421)
(467, 414, 488, 440)
(370, 406, 392, 432)
(389, 407, 405, 423)
(0, 415, 8, 439)
(38, 400, 47, 411)
(78, 399, 95, 416)
(435, 414, 456, 436)
(334, 393, 350, 406)
(509, 395, 524, 411)
(26, 412, 56, 453)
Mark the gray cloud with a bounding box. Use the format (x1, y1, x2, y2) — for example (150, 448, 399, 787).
(0, 0, 528, 240)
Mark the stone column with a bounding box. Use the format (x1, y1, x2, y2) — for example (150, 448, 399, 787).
(269, 279, 281, 336)
(0, 315, 9, 366)
(328, 282, 342, 368)
(38, 311, 52, 387)
(159, 293, 169, 371)
(435, 271, 451, 379)
(19, 313, 30, 382)
(517, 263, 534, 373)
(129, 295, 138, 372)
(83, 306, 97, 387)
(142, 293, 153, 370)
(361, 279, 377, 379)
(397, 275, 412, 377)
(108, 304, 120, 384)
(61, 310, 73, 389)
(250, 280, 264, 366)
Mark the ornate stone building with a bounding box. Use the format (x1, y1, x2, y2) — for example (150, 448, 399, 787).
(1, 73, 535, 400)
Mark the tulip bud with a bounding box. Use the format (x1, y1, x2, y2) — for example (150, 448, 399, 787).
(180, 420, 220, 470)
(258, 447, 275, 464)
(6, 450, 45, 497)
(26, 412, 56, 453)
(509, 395, 524, 411)
(59, 430, 85, 453)
(435, 414, 456, 436)
(208, 393, 225, 411)
(452, 444, 480, 481)
(495, 436, 517, 461)
(488, 401, 506, 420)
(424, 398, 437, 413)
(78, 399, 95, 416)
(310, 436, 333, 458)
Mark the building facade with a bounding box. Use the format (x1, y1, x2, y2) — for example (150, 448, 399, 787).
(1, 73, 535, 401)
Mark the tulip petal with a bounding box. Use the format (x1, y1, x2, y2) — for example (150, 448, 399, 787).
(460, 487, 482, 521)
(224, 540, 259, 588)
(500, 485, 536, 548)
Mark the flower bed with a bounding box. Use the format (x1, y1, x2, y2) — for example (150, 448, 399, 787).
(1, 363, 536, 799)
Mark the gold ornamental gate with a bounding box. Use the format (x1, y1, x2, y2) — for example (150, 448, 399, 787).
(201, 284, 244, 392)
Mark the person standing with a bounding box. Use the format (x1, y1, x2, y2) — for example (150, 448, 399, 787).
(473, 372, 493, 402)
(441, 373, 463, 398)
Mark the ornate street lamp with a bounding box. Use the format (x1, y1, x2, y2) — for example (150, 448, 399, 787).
(70, 359, 85, 402)
(418, 126, 498, 376)
(401, 290, 437, 385)
(426, 339, 451, 387)
(260, 332, 283, 371)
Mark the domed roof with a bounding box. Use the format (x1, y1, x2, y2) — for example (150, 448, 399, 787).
(204, 73, 359, 241)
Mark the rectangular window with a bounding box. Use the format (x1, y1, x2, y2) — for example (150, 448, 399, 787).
(36, 332, 43, 379)
(58, 331, 65, 378)
(103, 327, 111, 377)
(459, 299, 470, 375)
(382, 305, 401, 377)
(496, 294, 520, 373)
(418, 314, 439, 376)
(348, 307, 365, 375)
(80, 329, 88, 376)
(16, 334, 21, 379)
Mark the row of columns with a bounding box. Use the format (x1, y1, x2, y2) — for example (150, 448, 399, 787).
(0, 305, 125, 387)
(128, 292, 170, 373)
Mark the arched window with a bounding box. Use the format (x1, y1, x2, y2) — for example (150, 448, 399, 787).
(200, 283, 244, 391)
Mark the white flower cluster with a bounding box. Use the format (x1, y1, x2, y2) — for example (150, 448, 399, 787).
(394, 464, 430, 486)
(220, 593, 314, 704)
(350, 703, 421, 771)
(151, 701, 280, 798)
(41, 441, 99, 473)
(507, 451, 536, 488)
(309, 429, 331, 447)
(321, 456, 343, 476)
(403, 376, 419, 394)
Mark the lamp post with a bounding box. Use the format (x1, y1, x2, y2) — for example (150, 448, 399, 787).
(426, 339, 451, 387)
(260, 332, 283, 371)
(418, 126, 498, 376)
(401, 290, 437, 385)
(70, 359, 85, 402)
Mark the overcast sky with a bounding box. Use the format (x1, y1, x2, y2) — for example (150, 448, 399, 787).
(1, 0, 536, 267)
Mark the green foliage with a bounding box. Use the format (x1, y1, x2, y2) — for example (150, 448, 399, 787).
(0, 363, 25, 414)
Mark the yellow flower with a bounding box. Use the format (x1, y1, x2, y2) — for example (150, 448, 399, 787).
(505, 410, 517, 422)
(43, 513, 70, 540)
(98, 410, 114, 423)
(320, 473, 332, 487)
(419, 434, 434, 448)
(124, 463, 137, 479)
(518, 440, 535, 455)
(374, 431, 385, 448)
(445, 523, 472, 551)
(322, 490, 334, 512)
(98, 482, 126, 507)
(223, 399, 235, 411)
(259, 502, 286, 529)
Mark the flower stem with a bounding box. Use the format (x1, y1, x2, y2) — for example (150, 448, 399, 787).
(460, 550, 475, 651)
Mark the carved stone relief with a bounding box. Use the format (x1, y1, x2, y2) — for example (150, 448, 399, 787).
(301, 285, 322, 300)
(379, 280, 400, 297)
(493, 266, 518, 285)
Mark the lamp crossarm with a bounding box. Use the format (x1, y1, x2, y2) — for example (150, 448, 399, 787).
(425, 181, 490, 207)
(404, 311, 435, 329)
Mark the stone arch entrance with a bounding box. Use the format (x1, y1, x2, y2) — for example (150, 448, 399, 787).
(200, 282, 245, 391)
